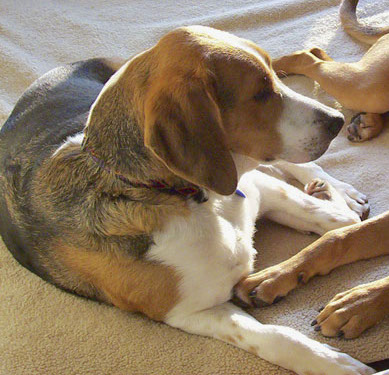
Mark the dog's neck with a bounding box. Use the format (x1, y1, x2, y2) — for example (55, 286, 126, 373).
(84, 144, 209, 202)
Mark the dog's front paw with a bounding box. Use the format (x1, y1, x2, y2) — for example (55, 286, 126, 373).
(304, 178, 361, 234)
(312, 278, 389, 339)
(299, 349, 375, 375)
(233, 264, 305, 308)
(325, 178, 370, 220)
(291, 337, 376, 375)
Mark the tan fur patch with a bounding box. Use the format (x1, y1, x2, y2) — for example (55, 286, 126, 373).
(58, 243, 181, 321)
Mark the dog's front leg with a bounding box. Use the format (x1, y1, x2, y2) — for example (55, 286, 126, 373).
(166, 302, 374, 375)
(315, 276, 389, 339)
(235, 211, 389, 310)
(269, 161, 370, 219)
(246, 170, 360, 235)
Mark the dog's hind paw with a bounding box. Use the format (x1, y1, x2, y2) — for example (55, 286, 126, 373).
(347, 113, 384, 142)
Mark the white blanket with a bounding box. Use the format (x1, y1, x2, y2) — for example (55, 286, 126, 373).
(1, 0, 388, 374)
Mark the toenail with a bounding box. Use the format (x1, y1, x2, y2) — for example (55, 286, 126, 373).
(314, 325, 321, 332)
(311, 319, 317, 326)
(249, 289, 257, 297)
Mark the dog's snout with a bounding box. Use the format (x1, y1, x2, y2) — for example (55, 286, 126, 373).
(315, 109, 345, 137)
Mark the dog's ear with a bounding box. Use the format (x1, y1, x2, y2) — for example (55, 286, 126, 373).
(144, 78, 237, 195)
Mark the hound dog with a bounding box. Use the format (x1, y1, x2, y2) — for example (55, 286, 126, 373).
(273, 0, 389, 142)
(0, 26, 374, 374)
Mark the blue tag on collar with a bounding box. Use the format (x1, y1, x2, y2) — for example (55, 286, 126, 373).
(235, 189, 246, 198)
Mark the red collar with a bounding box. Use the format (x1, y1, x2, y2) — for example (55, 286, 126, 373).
(85, 147, 208, 203)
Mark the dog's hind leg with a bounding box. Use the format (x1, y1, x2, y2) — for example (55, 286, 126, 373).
(273, 49, 364, 110)
(273, 48, 387, 114)
(273, 46, 389, 141)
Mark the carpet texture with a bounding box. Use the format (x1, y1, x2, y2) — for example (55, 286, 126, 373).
(0, 0, 388, 374)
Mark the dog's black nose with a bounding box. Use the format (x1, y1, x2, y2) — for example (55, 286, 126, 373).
(315, 110, 345, 137)
(328, 115, 345, 137)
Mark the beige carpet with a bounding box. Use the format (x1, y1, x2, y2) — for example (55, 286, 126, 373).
(1, 0, 389, 374)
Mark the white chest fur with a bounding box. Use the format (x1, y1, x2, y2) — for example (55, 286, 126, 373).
(147, 171, 261, 318)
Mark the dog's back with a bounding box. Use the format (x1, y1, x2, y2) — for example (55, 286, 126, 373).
(0, 58, 116, 279)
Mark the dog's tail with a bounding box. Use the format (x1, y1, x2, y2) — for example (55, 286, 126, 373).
(340, 0, 389, 45)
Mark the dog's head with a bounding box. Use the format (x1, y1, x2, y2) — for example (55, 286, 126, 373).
(86, 26, 344, 195)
